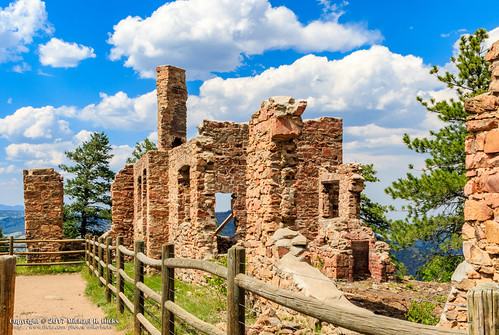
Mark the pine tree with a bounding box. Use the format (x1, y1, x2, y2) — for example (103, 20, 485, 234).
(385, 29, 491, 281)
(59, 132, 115, 237)
(360, 164, 391, 237)
(126, 138, 157, 164)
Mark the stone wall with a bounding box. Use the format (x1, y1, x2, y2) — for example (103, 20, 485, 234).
(23, 168, 64, 262)
(109, 164, 134, 248)
(133, 150, 170, 259)
(156, 65, 187, 151)
(197, 121, 249, 239)
(294, 118, 342, 240)
(440, 41, 499, 329)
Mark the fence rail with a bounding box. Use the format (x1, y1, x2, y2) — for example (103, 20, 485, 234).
(82, 235, 494, 335)
(0, 237, 85, 266)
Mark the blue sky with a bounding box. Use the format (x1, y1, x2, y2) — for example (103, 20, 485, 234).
(0, 0, 498, 209)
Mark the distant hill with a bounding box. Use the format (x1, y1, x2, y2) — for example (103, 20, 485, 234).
(0, 208, 25, 236)
(215, 210, 235, 236)
(0, 204, 24, 211)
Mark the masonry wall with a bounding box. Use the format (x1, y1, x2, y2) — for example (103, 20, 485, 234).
(440, 41, 499, 329)
(294, 117, 343, 240)
(109, 164, 134, 249)
(198, 121, 249, 239)
(23, 168, 64, 262)
(133, 150, 170, 259)
(244, 96, 306, 275)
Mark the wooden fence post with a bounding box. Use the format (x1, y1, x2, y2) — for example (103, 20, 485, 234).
(134, 239, 145, 335)
(227, 246, 245, 335)
(92, 236, 97, 277)
(8, 237, 13, 256)
(467, 283, 499, 334)
(84, 235, 88, 265)
(116, 236, 124, 314)
(161, 243, 175, 335)
(105, 237, 112, 302)
(0, 256, 16, 335)
(98, 237, 104, 286)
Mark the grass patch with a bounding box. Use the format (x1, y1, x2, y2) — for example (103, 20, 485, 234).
(83, 267, 135, 335)
(83, 262, 233, 334)
(15, 256, 84, 275)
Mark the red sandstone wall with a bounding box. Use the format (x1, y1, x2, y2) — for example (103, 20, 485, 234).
(295, 118, 342, 240)
(133, 150, 170, 259)
(23, 168, 64, 262)
(109, 164, 134, 248)
(156, 66, 187, 151)
(198, 120, 249, 239)
(440, 41, 499, 329)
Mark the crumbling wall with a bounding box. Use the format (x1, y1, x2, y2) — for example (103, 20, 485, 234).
(168, 136, 217, 267)
(197, 120, 249, 240)
(23, 168, 64, 262)
(109, 164, 134, 248)
(133, 150, 170, 259)
(440, 41, 499, 329)
(294, 118, 343, 240)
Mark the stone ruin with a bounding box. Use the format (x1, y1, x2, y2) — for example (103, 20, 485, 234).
(23, 168, 65, 262)
(440, 40, 499, 329)
(107, 65, 395, 283)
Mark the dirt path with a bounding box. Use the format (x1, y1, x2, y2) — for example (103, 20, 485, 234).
(12, 273, 126, 335)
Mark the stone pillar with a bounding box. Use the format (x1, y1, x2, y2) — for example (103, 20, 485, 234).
(109, 164, 135, 249)
(156, 65, 187, 151)
(23, 168, 64, 263)
(440, 40, 499, 329)
(246, 96, 306, 246)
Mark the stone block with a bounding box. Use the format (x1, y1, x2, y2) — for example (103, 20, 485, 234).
(464, 199, 493, 221)
(485, 220, 499, 243)
(485, 130, 499, 153)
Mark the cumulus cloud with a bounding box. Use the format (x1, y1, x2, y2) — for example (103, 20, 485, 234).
(12, 62, 31, 73)
(0, 164, 16, 174)
(108, 0, 381, 79)
(187, 46, 443, 130)
(0, 0, 53, 63)
(109, 144, 134, 171)
(0, 105, 74, 142)
(79, 90, 157, 130)
(38, 37, 96, 68)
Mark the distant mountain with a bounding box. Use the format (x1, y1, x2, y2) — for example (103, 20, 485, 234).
(0, 204, 24, 211)
(215, 210, 235, 236)
(0, 208, 25, 236)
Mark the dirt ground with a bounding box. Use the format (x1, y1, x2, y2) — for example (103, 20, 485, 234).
(12, 273, 126, 335)
(339, 276, 452, 320)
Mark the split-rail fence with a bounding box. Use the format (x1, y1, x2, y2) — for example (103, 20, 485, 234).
(83, 235, 498, 335)
(0, 236, 84, 266)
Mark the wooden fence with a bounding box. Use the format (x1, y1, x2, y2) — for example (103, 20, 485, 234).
(83, 235, 499, 335)
(0, 237, 84, 266)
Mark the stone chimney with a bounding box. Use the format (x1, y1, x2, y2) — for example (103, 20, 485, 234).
(156, 65, 187, 151)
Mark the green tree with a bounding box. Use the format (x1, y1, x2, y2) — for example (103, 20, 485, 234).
(385, 29, 491, 281)
(59, 132, 115, 238)
(126, 138, 157, 163)
(360, 164, 391, 237)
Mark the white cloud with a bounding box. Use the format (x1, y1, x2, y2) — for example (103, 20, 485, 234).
(38, 37, 96, 68)
(5, 130, 91, 167)
(108, 0, 381, 79)
(12, 61, 31, 73)
(187, 46, 443, 129)
(7, 97, 12, 104)
(486, 27, 499, 49)
(0, 105, 74, 142)
(79, 90, 157, 130)
(0, 164, 16, 174)
(109, 144, 133, 171)
(0, 0, 53, 63)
